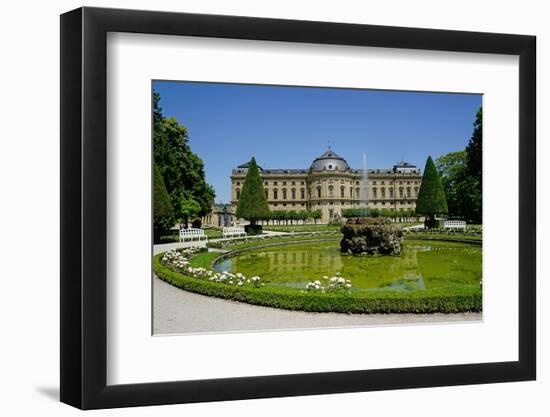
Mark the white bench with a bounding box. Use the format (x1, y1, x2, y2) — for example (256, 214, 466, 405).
(443, 220, 467, 230)
(179, 228, 208, 248)
(222, 226, 247, 239)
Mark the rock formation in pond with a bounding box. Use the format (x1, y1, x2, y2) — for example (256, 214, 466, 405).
(340, 217, 403, 255)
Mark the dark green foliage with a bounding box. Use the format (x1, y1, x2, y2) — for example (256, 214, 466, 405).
(435, 108, 482, 223)
(154, 253, 481, 313)
(153, 162, 174, 242)
(153, 91, 215, 226)
(236, 157, 270, 225)
(416, 156, 448, 224)
(466, 108, 482, 182)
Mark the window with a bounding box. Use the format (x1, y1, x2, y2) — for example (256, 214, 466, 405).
(291, 181, 296, 185)
(340, 187, 345, 198)
(264, 181, 268, 186)
(282, 189, 287, 199)
(328, 185, 334, 198)
(283, 203, 287, 207)
(389, 187, 394, 198)
(236, 189, 240, 199)
(273, 181, 278, 186)
(406, 187, 411, 198)
(381, 181, 385, 185)
(283, 181, 287, 185)
(292, 203, 295, 206)
(355, 187, 360, 198)
(372, 181, 377, 185)
(399, 187, 404, 198)
(265, 190, 268, 198)
(372, 188, 378, 198)
(328, 164, 333, 169)
(236, 182, 241, 185)
(301, 181, 305, 185)
(350, 187, 353, 198)
(273, 203, 278, 207)
(273, 189, 278, 200)
(381, 188, 386, 198)
(291, 189, 296, 199)
(317, 187, 321, 198)
(300, 188, 305, 199)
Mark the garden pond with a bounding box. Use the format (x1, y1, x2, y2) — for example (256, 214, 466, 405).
(213, 239, 482, 291)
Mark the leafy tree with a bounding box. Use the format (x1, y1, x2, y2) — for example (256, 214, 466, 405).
(311, 209, 322, 224)
(466, 108, 482, 182)
(153, 91, 215, 227)
(153, 162, 174, 242)
(177, 195, 201, 229)
(465, 107, 482, 223)
(435, 151, 468, 218)
(416, 156, 448, 227)
(236, 157, 270, 229)
(435, 107, 483, 224)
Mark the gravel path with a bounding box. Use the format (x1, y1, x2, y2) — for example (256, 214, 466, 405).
(153, 276, 482, 335)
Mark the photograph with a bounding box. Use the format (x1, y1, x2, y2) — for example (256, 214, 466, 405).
(152, 81, 483, 335)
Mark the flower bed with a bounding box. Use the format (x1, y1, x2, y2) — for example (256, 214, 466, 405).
(154, 249, 481, 314)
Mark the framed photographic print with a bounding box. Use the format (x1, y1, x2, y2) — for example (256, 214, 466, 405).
(60, 6, 536, 410)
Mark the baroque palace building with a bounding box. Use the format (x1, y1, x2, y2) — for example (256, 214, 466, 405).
(230, 149, 422, 223)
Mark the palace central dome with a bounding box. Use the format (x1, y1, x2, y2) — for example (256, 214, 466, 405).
(309, 148, 351, 172)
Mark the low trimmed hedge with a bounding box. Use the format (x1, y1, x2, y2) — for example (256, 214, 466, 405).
(154, 253, 481, 314)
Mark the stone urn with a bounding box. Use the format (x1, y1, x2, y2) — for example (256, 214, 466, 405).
(340, 217, 403, 255)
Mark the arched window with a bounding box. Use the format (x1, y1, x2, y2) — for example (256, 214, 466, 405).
(399, 187, 404, 198)
(350, 187, 353, 198)
(381, 188, 386, 198)
(372, 188, 378, 198)
(273, 189, 278, 200)
(340, 186, 345, 198)
(291, 189, 296, 199)
(300, 188, 305, 199)
(236, 189, 241, 199)
(282, 189, 287, 200)
(328, 185, 334, 198)
(389, 187, 394, 197)
(406, 187, 411, 198)
(317, 187, 322, 198)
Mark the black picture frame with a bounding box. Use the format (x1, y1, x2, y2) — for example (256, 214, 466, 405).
(60, 6, 536, 410)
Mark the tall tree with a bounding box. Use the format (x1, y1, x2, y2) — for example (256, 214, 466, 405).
(416, 156, 448, 228)
(236, 157, 270, 232)
(153, 91, 215, 228)
(465, 107, 482, 223)
(153, 162, 174, 242)
(436, 151, 468, 219)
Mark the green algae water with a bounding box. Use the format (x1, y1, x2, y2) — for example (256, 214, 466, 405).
(213, 239, 482, 291)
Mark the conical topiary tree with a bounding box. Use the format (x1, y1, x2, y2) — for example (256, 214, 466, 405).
(416, 156, 448, 228)
(236, 157, 270, 234)
(153, 162, 174, 242)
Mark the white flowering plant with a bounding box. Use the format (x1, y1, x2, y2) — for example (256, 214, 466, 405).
(305, 273, 352, 294)
(161, 249, 264, 288)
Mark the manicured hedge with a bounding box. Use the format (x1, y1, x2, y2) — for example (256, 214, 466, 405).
(154, 254, 481, 314)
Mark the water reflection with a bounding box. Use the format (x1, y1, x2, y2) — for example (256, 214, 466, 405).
(214, 241, 481, 291)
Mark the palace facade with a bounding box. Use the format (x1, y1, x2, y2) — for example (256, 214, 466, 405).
(230, 149, 423, 223)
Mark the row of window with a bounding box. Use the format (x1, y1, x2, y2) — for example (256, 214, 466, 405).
(235, 179, 420, 187)
(236, 187, 419, 200)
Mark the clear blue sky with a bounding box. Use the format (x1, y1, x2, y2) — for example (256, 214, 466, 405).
(153, 81, 482, 203)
